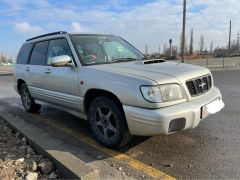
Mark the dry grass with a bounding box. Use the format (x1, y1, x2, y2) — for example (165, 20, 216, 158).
(0, 66, 13, 73)
(185, 54, 213, 60)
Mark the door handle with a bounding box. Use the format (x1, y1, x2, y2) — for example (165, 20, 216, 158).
(25, 67, 30, 72)
(45, 69, 51, 74)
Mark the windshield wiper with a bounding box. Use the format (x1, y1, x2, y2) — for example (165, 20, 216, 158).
(111, 58, 137, 63)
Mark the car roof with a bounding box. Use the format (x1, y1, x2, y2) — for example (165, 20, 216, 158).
(26, 31, 67, 42)
(26, 31, 116, 43)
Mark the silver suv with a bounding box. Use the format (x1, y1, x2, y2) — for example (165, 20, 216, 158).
(14, 31, 224, 148)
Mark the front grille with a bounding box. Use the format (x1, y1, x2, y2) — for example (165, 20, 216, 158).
(186, 75, 212, 96)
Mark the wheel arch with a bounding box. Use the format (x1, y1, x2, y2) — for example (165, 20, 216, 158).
(84, 88, 123, 114)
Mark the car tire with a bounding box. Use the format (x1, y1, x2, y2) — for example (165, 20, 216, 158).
(88, 96, 131, 148)
(20, 83, 41, 113)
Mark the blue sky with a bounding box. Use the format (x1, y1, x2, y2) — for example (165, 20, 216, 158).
(0, 0, 239, 59)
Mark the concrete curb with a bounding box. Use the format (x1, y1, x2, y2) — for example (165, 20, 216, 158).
(0, 108, 99, 179)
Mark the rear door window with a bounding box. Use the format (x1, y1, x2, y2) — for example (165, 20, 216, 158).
(17, 43, 34, 64)
(29, 41, 49, 65)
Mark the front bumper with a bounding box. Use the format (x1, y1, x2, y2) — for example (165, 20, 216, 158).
(123, 87, 223, 136)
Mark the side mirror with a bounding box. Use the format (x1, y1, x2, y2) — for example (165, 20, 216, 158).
(50, 55, 72, 67)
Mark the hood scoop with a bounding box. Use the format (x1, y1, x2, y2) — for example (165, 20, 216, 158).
(135, 59, 166, 65)
(142, 59, 166, 64)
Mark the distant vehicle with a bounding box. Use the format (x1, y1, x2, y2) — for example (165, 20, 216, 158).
(13, 31, 224, 148)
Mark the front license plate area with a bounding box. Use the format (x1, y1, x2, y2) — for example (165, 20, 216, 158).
(201, 98, 221, 119)
(201, 105, 209, 119)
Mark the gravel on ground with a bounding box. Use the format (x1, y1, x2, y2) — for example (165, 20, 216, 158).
(0, 118, 62, 180)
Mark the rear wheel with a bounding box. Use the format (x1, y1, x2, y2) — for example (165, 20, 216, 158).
(88, 96, 131, 148)
(20, 83, 41, 113)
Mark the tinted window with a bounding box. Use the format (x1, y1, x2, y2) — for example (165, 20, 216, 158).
(103, 41, 137, 60)
(17, 43, 33, 64)
(71, 35, 144, 65)
(29, 41, 49, 65)
(46, 39, 73, 65)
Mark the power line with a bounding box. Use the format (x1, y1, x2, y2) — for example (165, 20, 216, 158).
(190, 0, 225, 31)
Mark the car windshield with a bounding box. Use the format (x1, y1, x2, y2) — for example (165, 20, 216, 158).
(71, 35, 145, 65)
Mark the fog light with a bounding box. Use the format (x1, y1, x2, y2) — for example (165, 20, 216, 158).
(168, 118, 186, 133)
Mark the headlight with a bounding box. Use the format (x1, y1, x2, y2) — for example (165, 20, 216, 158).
(140, 86, 163, 103)
(140, 84, 184, 103)
(159, 84, 184, 102)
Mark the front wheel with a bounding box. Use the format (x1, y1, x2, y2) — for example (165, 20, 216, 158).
(88, 96, 131, 148)
(20, 83, 41, 113)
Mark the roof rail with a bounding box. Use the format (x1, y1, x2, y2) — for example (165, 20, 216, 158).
(26, 31, 67, 42)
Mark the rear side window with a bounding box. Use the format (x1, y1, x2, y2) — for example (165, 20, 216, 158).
(17, 43, 33, 64)
(29, 41, 49, 65)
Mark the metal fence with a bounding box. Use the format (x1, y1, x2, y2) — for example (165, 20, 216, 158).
(179, 57, 240, 69)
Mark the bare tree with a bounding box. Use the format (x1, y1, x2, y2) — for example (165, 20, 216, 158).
(172, 46, 178, 56)
(163, 46, 179, 59)
(200, 35, 205, 52)
(0, 52, 8, 63)
(145, 44, 148, 55)
(210, 41, 214, 54)
(8, 56, 13, 63)
(213, 46, 228, 57)
(163, 43, 167, 56)
(185, 39, 188, 55)
(189, 28, 194, 55)
(180, 33, 182, 55)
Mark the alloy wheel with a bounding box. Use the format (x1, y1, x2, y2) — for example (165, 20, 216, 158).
(21, 86, 31, 109)
(94, 106, 118, 140)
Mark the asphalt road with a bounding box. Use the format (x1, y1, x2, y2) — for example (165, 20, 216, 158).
(0, 70, 240, 179)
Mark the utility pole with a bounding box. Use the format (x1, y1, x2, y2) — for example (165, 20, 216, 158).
(181, 0, 186, 63)
(158, 45, 161, 57)
(228, 20, 231, 56)
(237, 31, 240, 54)
(169, 39, 172, 56)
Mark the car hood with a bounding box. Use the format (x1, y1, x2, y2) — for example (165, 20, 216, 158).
(87, 60, 211, 84)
